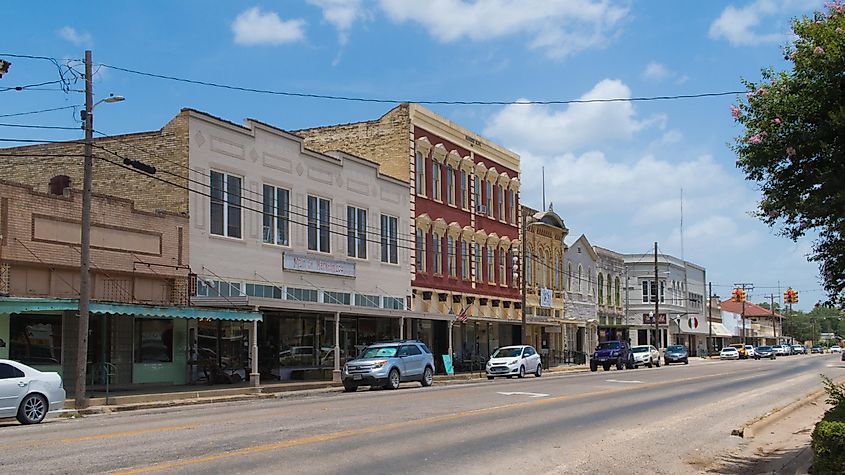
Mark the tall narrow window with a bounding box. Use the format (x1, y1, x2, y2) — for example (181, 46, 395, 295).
(460, 170, 468, 209)
(432, 235, 442, 274)
(210, 171, 241, 238)
(415, 151, 425, 195)
(380, 214, 398, 264)
(485, 181, 493, 217)
(578, 264, 583, 293)
(473, 176, 481, 212)
(598, 273, 604, 305)
(432, 162, 441, 201)
(507, 250, 515, 287)
(554, 255, 561, 290)
(497, 185, 505, 220)
(347, 206, 367, 258)
(446, 165, 455, 205)
(415, 228, 426, 273)
(447, 236, 456, 277)
(262, 184, 289, 245)
(614, 277, 621, 307)
(508, 190, 516, 224)
(474, 243, 482, 282)
(308, 195, 331, 253)
(487, 247, 495, 283)
(499, 250, 506, 286)
(461, 240, 469, 280)
(607, 276, 613, 307)
(567, 263, 572, 291)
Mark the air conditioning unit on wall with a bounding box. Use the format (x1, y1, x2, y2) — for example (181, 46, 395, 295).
(476, 204, 487, 214)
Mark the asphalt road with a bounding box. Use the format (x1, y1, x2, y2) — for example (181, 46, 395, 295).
(1, 354, 842, 474)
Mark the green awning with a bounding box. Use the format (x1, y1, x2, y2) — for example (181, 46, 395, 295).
(0, 297, 262, 322)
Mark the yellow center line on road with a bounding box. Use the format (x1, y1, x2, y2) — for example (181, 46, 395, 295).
(0, 424, 197, 450)
(112, 367, 774, 475)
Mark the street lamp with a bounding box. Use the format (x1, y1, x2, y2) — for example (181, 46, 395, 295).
(75, 47, 125, 409)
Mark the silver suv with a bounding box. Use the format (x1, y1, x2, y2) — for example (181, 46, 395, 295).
(341, 340, 435, 392)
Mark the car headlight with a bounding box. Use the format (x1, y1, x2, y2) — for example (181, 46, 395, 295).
(509, 360, 518, 365)
(343, 364, 348, 372)
(371, 360, 388, 369)
(610, 351, 619, 357)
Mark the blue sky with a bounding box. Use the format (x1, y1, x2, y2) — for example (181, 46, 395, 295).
(1, 0, 829, 309)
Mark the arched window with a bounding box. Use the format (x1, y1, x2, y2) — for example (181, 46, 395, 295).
(460, 240, 469, 280)
(415, 228, 426, 273)
(567, 263, 572, 291)
(474, 243, 482, 282)
(499, 250, 506, 286)
(415, 152, 425, 195)
(597, 273, 604, 305)
(546, 251, 552, 288)
(447, 236, 456, 277)
(526, 246, 533, 286)
(554, 255, 561, 290)
(607, 274, 612, 307)
(614, 277, 621, 307)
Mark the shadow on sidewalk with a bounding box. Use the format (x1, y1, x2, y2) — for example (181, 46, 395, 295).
(708, 445, 812, 474)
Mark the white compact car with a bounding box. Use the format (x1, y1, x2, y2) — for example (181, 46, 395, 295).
(630, 345, 661, 368)
(0, 359, 65, 424)
(486, 345, 542, 379)
(830, 345, 842, 353)
(720, 347, 740, 360)
(745, 345, 756, 358)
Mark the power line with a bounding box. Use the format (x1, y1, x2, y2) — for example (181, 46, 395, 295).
(0, 122, 80, 131)
(0, 79, 63, 92)
(0, 105, 80, 118)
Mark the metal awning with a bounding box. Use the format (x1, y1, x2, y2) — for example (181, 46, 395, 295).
(0, 297, 262, 321)
(709, 322, 733, 337)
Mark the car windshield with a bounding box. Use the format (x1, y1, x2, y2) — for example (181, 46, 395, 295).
(757, 346, 772, 351)
(667, 346, 685, 352)
(359, 346, 398, 358)
(597, 342, 621, 350)
(631, 347, 649, 353)
(492, 347, 523, 358)
(722, 348, 736, 352)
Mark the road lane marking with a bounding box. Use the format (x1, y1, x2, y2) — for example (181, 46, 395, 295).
(112, 369, 776, 475)
(497, 391, 549, 398)
(0, 424, 196, 450)
(605, 379, 643, 384)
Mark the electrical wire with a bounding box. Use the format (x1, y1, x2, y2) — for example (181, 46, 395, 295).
(0, 105, 80, 118)
(0, 122, 80, 131)
(0, 80, 63, 92)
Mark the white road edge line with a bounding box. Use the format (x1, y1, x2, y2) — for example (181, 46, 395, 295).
(605, 379, 643, 384)
(497, 391, 549, 398)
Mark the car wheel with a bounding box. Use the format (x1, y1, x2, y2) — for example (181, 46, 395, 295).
(421, 366, 433, 387)
(17, 393, 47, 425)
(385, 369, 401, 390)
(616, 359, 625, 370)
(342, 383, 357, 392)
(518, 366, 525, 378)
(626, 357, 635, 370)
(647, 361, 653, 368)
(684, 358, 689, 364)
(603, 364, 611, 371)
(487, 376, 494, 380)
(655, 358, 661, 368)
(590, 362, 598, 372)
(534, 363, 542, 377)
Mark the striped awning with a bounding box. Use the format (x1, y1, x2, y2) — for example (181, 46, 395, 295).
(0, 297, 262, 321)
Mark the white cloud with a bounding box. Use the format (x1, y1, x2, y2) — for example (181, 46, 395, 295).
(708, 0, 821, 46)
(307, 0, 367, 46)
(57, 26, 92, 47)
(641, 61, 670, 81)
(484, 79, 657, 155)
(232, 7, 306, 46)
(378, 0, 629, 59)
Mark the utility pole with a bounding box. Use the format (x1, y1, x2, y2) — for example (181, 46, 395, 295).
(75, 49, 94, 409)
(765, 293, 777, 344)
(707, 282, 712, 355)
(520, 207, 527, 345)
(734, 282, 754, 346)
(654, 242, 660, 349)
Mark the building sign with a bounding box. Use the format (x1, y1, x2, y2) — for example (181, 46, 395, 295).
(283, 253, 355, 277)
(539, 288, 553, 308)
(642, 313, 667, 324)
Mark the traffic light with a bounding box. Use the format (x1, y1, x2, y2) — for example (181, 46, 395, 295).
(738, 289, 747, 303)
(783, 288, 798, 304)
(732, 288, 747, 303)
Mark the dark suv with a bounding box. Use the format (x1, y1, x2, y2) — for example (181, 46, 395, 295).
(590, 340, 633, 371)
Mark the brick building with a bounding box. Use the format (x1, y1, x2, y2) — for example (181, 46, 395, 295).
(0, 179, 258, 391)
(295, 104, 522, 370)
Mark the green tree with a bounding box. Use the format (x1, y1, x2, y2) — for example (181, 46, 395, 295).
(732, 3, 845, 305)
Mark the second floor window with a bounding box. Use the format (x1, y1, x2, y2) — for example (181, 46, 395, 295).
(415, 228, 426, 273)
(446, 165, 455, 205)
(474, 243, 482, 282)
(210, 171, 241, 238)
(262, 184, 289, 246)
(307, 195, 331, 253)
(485, 181, 493, 217)
(508, 190, 516, 224)
(473, 176, 481, 211)
(461, 240, 469, 280)
(460, 170, 468, 209)
(347, 206, 367, 259)
(497, 185, 505, 220)
(380, 214, 398, 264)
(432, 235, 442, 274)
(447, 236, 456, 277)
(415, 151, 425, 196)
(499, 250, 506, 286)
(432, 162, 442, 201)
(487, 247, 495, 283)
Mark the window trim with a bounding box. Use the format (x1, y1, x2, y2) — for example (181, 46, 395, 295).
(415, 151, 426, 197)
(347, 205, 368, 259)
(210, 170, 243, 239)
(380, 214, 399, 264)
(307, 194, 332, 254)
(262, 183, 290, 247)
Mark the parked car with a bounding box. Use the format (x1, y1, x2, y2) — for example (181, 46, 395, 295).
(630, 345, 661, 368)
(341, 340, 435, 392)
(0, 359, 65, 424)
(720, 347, 740, 360)
(728, 343, 748, 359)
(745, 345, 756, 358)
(811, 345, 823, 354)
(774, 344, 790, 356)
(664, 345, 689, 365)
(590, 340, 633, 372)
(791, 345, 807, 355)
(830, 345, 842, 353)
(486, 345, 542, 379)
(754, 346, 776, 360)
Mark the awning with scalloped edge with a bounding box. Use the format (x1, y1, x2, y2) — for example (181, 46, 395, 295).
(0, 297, 261, 321)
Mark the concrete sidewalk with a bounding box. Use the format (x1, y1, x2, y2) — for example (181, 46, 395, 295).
(64, 363, 590, 415)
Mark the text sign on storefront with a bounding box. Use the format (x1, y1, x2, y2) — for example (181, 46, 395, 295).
(642, 313, 667, 324)
(283, 253, 356, 277)
(539, 288, 553, 308)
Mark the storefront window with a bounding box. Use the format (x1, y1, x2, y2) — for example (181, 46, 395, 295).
(134, 319, 174, 363)
(9, 314, 62, 365)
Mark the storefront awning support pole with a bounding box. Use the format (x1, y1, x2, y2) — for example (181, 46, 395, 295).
(333, 312, 341, 382)
(399, 316, 404, 340)
(250, 319, 260, 390)
(448, 320, 453, 363)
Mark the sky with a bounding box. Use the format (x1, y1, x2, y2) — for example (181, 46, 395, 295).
(1, 0, 830, 309)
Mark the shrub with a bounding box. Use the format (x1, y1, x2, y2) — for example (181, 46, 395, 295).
(813, 375, 845, 474)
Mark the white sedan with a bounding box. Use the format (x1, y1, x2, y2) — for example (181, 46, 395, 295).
(720, 347, 740, 360)
(0, 359, 65, 424)
(631, 345, 661, 368)
(830, 345, 842, 353)
(486, 345, 542, 379)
